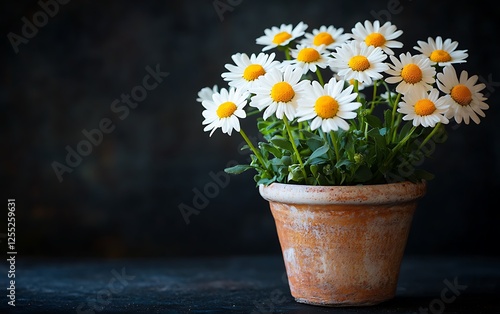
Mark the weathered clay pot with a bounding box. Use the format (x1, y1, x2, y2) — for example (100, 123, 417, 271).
(259, 181, 426, 306)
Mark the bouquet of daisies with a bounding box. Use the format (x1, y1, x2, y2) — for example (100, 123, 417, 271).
(197, 20, 489, 186)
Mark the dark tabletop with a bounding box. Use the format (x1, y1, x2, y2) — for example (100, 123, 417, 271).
(1, 255, 499, 313)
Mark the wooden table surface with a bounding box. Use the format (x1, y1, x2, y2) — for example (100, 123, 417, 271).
(1, 255, 499, 313)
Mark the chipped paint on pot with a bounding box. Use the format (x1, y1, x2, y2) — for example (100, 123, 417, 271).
(259, 181, 426, 307)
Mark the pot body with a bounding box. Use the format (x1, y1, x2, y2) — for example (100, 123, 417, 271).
(259, 181, 426, 306)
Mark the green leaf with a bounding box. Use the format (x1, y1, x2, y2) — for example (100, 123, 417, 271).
(260, 142, 282, 158)
(306, 137, 324, 152)
(224, 164, 253, 174)
(365, 114, 382, 128)
(353, 165, 373, 182)
(280, 155, 292, 166)
(287, 164, 304, 182)
(310, 164, 319, 177)
(397, 122, 414, 142)
(367, 128, 386, 148)
(256, 177, 276, 186)
(335, 159, 352, 169)
(270, 136, 293, 152)
(306, 144, 330, 164)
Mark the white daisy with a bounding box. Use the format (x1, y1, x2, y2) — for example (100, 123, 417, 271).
(196, 85, 218, 103)
(297, 77, 361, 132)
(413, 36, 468, 66)
(330, 41, 389, 85)
(385, 52, 436, 95)
(202, 87, 249, 136)
(380, 90, 398, 104)
(436, 65, 489, 124)
(249, 65, 308, 120)
(221, 52, 280, 91)
(285, 44, 331, 74)
(398, 89, 449, 127)
(256, 22, 308, 52)
(300, 25, 351, 50)
(341, 76, 371, 91)
(350, 20, 403, 55)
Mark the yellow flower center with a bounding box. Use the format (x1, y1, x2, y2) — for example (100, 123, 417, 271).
(216, 101, 237, 118)
(414, 99, 436, 116)
(313, 32, 335, 46)
(271, 82, 295, 103)
(429, 49, 451, 63)
(348, 55, 370, 71)
(314, 95, 339, 119)
(243, 64, 266, 81)
(272, 31, 292, 44)
(297, 48, 320, 63)
(450, 84, 472, 106)
(365, 32, 386, 47)
(401, 63, 423, 84)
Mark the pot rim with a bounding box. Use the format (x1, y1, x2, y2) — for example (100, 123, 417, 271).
(259, 181, 426, 205)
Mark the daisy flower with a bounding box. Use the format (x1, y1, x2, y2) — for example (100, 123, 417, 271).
(202, 87, 249, 136)
(297, 77, 361, 132)
(256, 22, 308, 52)
(300, 25, 351, 50)
(285, 44, 331, 74)
(342, 77, 371, 91)
(249, 65, 308, 120)
(398, 89, 449, 127)
(351, 20, 403, 55)
(414, 36, 468, 66)
(436, 65, 489, 124)
(221, 52, 280, 91)
(330, 41, 389, 85)
(385, 52, 436, 94)
(380, 90, 399, 104)
(196, 85, 218, 103)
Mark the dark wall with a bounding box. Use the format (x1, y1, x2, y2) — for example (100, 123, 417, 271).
(2, 0, 500, 258)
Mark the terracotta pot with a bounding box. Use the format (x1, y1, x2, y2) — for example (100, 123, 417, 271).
(259, 181, 426, 307)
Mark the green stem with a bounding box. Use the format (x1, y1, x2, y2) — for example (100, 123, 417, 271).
(353, 79, 359, 98)
(239, 128, 268, 171)
(352, 80, 365, 129)
(316, 69, 324, 86)
(389, 93, 402, 143)
(329, 131, 341, 185)
(387, 125, 417, 162)
(319, 129, 334, 161)
(419, 122, 442, 150)
(391, 113, 402, 143)
(368, 80, 379, 114)
(283, 116, 307, 180)
(246, 109, 262, 116)
(297, 121, 305, 139)
(284, 47, 291, 60)
(329, 131, 341, 164)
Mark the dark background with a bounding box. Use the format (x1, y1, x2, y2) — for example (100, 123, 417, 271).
(2, 0, 499, 259)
